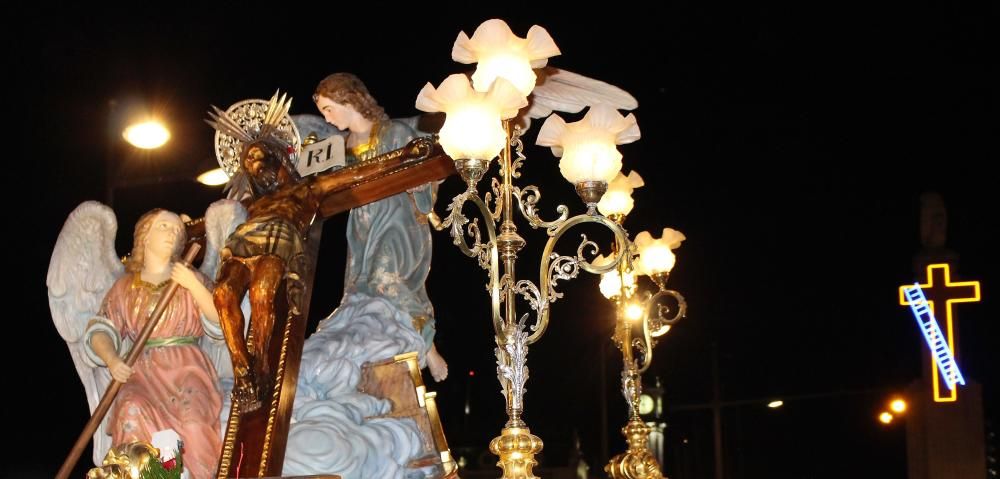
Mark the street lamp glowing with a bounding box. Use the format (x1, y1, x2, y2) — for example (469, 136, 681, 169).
(767, 400, 783, 409)
(879, 412, 894, 424)
(890, 399, 907, 414)
(122, 120, 170, 149)
(197, 168, 229, 186)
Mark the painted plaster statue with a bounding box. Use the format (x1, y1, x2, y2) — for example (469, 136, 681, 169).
(206, 93, 321, 411)
(279, 74, 450, 478)
(313, 72, 448, 381)
(48, 200, 248, 477)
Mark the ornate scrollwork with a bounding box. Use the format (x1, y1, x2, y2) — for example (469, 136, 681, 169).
(646, 289, 687, 333)
(488, 177, 504, 221)
(546, 253, 580, 302)
(513, 279, 542, 312)
(498, 274, 513, 304)
(513, 185, 570, 232)
(506, 126, 526, 180)
(440, 189, 504, 336)
(528, 213, 633, 344)
(576, 234, 601, 263)
(441, 192, 485, 259)
(636, 288, 687, 373)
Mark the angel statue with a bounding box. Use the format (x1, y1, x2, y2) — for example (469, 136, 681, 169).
(47, 200, 248, 478)
(313, 72, 448, 382)
(271, 73, 451, 477)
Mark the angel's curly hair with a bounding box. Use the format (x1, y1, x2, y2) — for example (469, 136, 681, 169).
(313, 73, 389, 122)
(125, 209, 186, 273)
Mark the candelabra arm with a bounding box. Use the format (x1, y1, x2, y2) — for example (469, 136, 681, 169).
(636, 287, 687, 374)
(528, 213, 633, 344)
(440, 189, 504, 337)
(512, 185, 570, 232)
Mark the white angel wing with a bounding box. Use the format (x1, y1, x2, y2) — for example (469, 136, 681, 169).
(198, 199, 248, 280)
(519, 66, 639, 130)
(396, 113, 446, 137)
(198, 199, 249, 382)
(294, 111, 445, 140)
(46, 200, 124, 464)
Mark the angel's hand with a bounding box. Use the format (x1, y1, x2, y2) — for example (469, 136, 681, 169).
(170, 263, 200, 291)
(109, 357, 133, 383)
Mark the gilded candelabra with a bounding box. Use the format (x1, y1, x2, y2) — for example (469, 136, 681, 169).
(416, 19, 654, 478)
(598, 196, 687, 478)
(438, 120, 634, 478)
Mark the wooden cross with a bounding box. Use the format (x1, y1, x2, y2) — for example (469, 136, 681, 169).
(898, 263, 980, 402)
(214, 139, 455, 478)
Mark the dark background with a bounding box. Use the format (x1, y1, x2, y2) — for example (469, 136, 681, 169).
(9, 3, 996, 478)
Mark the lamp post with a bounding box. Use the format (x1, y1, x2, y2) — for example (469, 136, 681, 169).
(417, 19, 645, 479)
(596, 172, 687, 479)
(106, 108, 170, 206)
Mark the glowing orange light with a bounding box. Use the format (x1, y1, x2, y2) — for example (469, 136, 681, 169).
(879, 412, 894, 424)
(197, 168, 229, 186)
(890, 399, 907, 414)
(123, 120, 170, 149)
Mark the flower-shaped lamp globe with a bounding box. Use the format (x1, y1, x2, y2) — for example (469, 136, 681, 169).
(453, 19, 561, 96)
(536, 104, 640, 208)
(416, 74, 527, 186)
(598, 170, 645, 219)
(595, 253, 637, 300)
(635, 228, 685, 284)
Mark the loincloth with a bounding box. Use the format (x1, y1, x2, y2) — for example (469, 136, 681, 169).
(224, 215, 305, 265)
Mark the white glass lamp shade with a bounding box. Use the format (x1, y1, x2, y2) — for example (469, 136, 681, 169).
(598, 170, 645, 217)
(594, 253, 635, 299)
(536, 104, 640, 185)
(416, 74, 527, 161)
(634, 228, 686, 276)
(452, 19, 561, 96)
(600, 270, 638, 299)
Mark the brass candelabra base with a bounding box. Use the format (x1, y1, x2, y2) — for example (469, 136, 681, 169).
(489, 426, 544, 479)
(605, 418, 664, 479)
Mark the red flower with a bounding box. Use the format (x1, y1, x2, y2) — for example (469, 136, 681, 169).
(162, 458, 177, 470)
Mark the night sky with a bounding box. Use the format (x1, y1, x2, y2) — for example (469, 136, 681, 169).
(10, 4, 997, 478)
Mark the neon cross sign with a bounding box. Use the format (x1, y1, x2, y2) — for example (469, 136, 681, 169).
(898, 264, 980, 402)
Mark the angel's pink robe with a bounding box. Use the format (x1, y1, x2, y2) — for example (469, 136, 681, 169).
(98, 273, 222, 478)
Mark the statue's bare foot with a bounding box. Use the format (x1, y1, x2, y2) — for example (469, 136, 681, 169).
(255, 369, 275, 403)
(233, 374, 261, 412)
(427, 344, 448, 382)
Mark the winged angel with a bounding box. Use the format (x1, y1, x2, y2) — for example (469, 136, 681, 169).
(47, 199, 247, 477)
